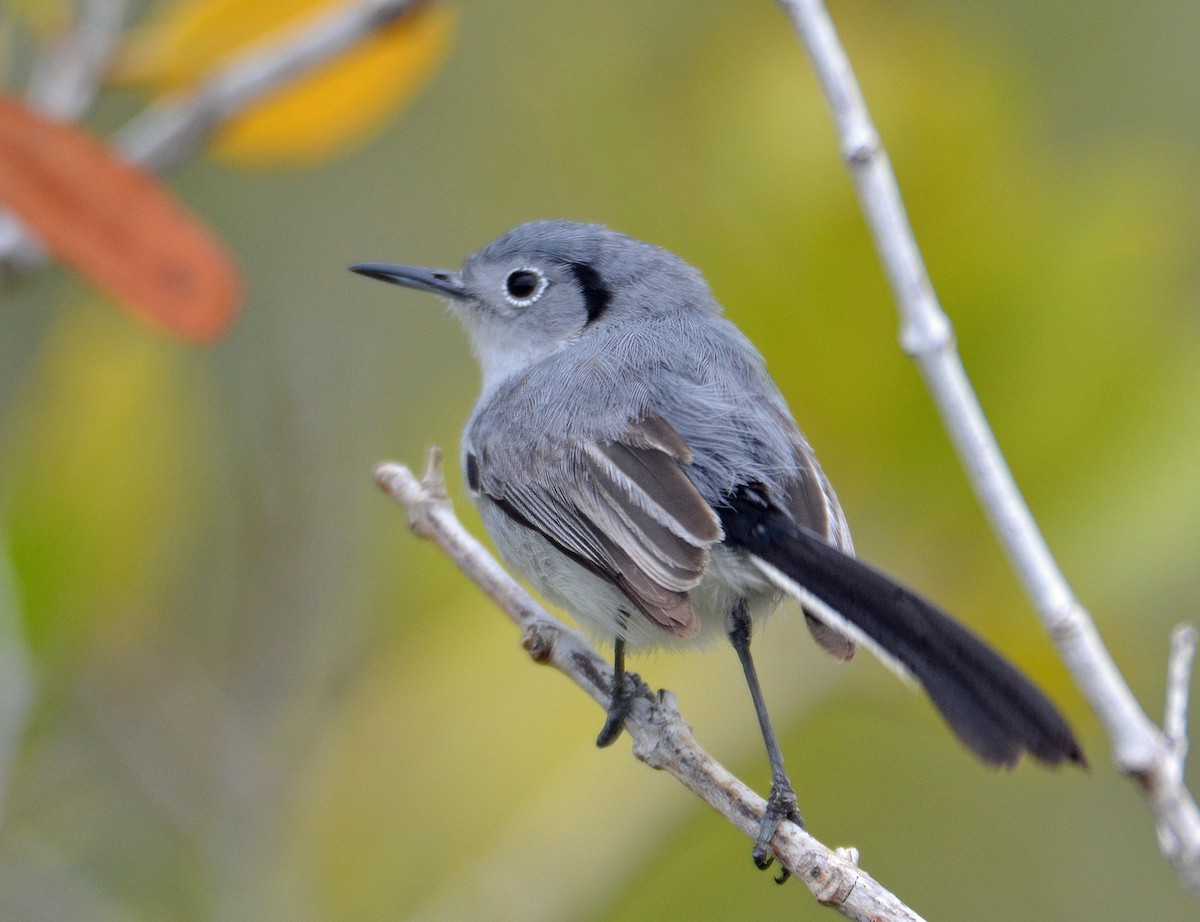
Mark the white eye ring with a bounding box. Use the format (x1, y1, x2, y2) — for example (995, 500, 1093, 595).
(503, 267, 548, 306)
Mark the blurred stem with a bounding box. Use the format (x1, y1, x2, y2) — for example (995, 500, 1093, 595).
(776, 0, 1200, 893)
(27, 0, 128, 120)
(0, 530, 34, 827)
(0, 13, 12, 90)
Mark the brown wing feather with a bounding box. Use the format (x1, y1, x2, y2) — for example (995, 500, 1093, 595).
(478, 415, 722, 639)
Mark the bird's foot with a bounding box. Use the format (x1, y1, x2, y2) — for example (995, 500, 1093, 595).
(753, 779, 805, 884)
(595, 669, 650, 747)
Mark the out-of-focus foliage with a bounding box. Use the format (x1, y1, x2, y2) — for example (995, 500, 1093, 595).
(4, 308, 215, 654)
(2, 0, 70, 37)
(0, 0, 453, 342)
(1, 1, 1198, 920)
(0, 95, 240, 340)
(116, 0, 456, 165)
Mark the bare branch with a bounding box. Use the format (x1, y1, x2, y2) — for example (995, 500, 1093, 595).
(375, 453, 927, 922)
(1157, 624, 1199, 867)
(775, 0, 1200, 892)
(1165, 625, 1197, 756)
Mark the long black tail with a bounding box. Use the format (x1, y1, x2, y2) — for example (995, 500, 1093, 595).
(718, 486, 1084, 769)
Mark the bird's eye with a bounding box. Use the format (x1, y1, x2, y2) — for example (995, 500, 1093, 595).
(504, 268, 547, 306)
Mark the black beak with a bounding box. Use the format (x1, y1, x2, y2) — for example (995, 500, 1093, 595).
(349, 262, 466, 299)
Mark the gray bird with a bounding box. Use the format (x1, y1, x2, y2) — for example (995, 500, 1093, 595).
(352, 220, 1083, 875)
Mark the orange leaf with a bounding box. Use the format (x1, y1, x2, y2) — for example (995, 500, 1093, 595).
(0, 95, 241, 342)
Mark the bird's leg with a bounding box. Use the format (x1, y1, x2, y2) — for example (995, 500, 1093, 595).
(728, 600, 803, 883)
(596, 613, 648, 747)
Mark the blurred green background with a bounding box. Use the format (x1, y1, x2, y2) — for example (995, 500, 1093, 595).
(3, 0, 1200, 919)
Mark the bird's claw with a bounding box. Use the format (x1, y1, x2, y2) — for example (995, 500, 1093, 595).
(752, 781, 804, 884)
(595, 669, 649, 747)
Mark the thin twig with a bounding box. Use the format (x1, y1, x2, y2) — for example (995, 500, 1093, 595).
(1158, 624, 1199, 863)
(26, 0, 128, 120)
(1165, 625, 1197, 758)
(775, 0, 1200, 892)
(375, 453, 927, 922)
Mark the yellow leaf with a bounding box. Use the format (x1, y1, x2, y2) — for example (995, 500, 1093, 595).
(119, 0, 343, 88)
(216, 6, 454, 165)
(117, 0, 455, 166)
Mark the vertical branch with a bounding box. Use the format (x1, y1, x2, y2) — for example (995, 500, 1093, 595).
(0, 535, 34, 827)
(775, 0, 1200, 892)
(1165, 625, 1197, 756)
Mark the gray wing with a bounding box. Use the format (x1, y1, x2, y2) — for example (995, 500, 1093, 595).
(472, 415, 723, 639)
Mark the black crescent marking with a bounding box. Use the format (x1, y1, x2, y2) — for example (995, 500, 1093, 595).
(466, 452, 480, 492)
(567, 262, 612, 326)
